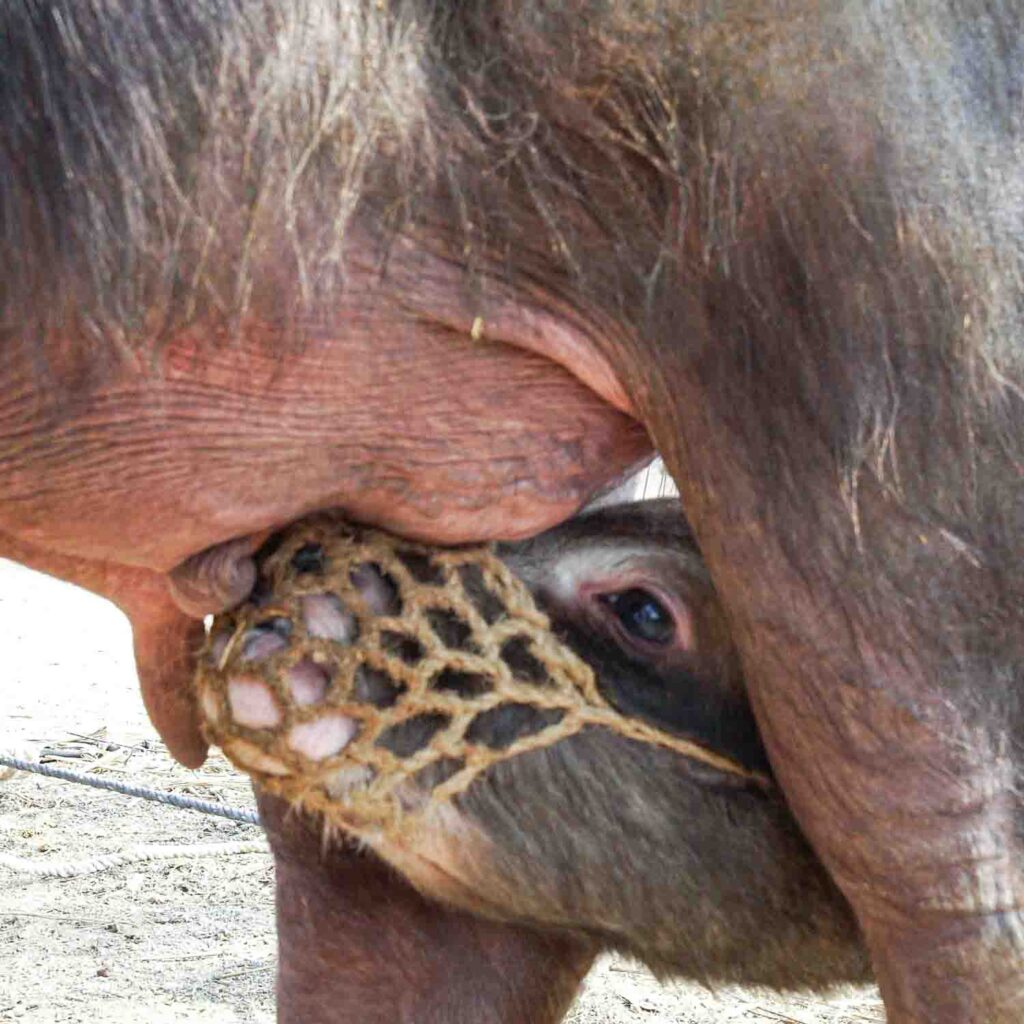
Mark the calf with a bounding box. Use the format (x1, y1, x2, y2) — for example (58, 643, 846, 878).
(207, 501, 870, 1007)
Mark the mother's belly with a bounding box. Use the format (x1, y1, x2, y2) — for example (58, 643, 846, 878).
(0, 314, 650, 573)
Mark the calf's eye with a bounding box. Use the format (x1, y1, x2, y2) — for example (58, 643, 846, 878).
(603, 588, 675, 646)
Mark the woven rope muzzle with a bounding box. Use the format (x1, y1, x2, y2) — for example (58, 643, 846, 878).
(194, 514, 766, 836)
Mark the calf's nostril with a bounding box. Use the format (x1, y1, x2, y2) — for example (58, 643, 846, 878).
(290, 542, 326, 574)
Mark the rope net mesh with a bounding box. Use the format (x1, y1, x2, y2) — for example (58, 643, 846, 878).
(194, 514, 757, 839)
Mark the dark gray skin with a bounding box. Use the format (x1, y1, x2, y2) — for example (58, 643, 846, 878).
(1, 5, 1022, 1020)
(361, 500, 871, 989)
(246, 499, 868, 1020)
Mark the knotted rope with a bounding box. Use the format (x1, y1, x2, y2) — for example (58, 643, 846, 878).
(0, 752, 265, 879)
(194, 514, 767, 842)
(0, 841, 267, 879)
(0, 751, 259, 825)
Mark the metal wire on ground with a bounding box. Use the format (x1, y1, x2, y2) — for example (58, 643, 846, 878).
(0, 840, 269, 879)
(0, 751, 268, 878)
(0, 752, 260, 825)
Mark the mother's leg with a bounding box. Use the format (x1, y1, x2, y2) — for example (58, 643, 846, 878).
(664, 434, 1023, 1020)
(642, 152, 1024, 1018)
(568, 10, 1024, 1014)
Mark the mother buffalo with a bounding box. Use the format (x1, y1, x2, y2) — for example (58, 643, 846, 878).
(1, 3, 1021, 1021)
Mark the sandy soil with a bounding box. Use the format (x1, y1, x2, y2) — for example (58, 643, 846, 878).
(0, 560, 884, 1023)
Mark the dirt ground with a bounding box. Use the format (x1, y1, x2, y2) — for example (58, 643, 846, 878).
(0, 560, 885, 1023)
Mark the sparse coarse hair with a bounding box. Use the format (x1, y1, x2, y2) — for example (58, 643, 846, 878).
(1, 1, 1021, 610)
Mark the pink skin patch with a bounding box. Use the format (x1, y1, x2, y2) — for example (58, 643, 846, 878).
(302, 593, 357, 642)
(350, 564, 400, 615)
(227, 677, 283, 728)
(288, 714, 358, 760)
(286, 659, 330, 706)
(242, 630, 288, 660)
